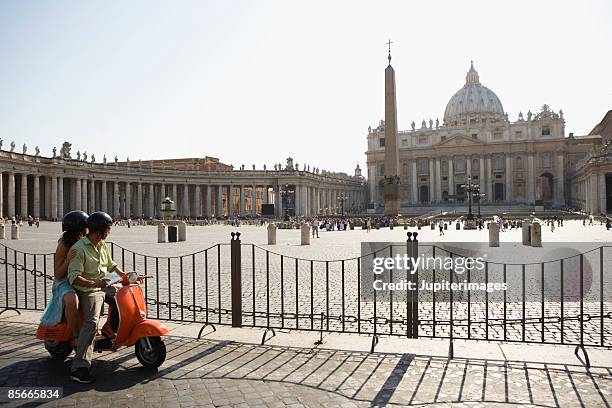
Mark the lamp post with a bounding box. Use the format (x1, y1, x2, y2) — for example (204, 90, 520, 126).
(337, 193, 347, 217)
(280, 184, 290, 221)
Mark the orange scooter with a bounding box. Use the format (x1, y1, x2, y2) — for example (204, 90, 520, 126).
(36, 272, 169, 368)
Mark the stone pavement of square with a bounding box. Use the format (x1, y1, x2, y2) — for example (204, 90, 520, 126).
(0, 320, 610, 408)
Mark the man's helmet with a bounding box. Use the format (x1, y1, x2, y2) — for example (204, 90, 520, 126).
(87, 212, 113, 234)
(62, 211, 89, 234)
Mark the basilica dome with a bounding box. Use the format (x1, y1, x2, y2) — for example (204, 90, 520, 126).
(443, 62, 505, 125)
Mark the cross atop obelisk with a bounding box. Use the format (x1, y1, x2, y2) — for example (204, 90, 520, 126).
(386, 39, 393, 64)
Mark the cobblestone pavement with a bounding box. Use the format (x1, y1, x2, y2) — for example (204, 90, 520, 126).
(1, 320, 611, 407)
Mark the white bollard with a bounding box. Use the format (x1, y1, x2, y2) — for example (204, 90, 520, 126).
(178, 221, 187, 242)
(267, 223, 277, 245)
(0, 224, 4, 239)
(158, 223, 166, 243)
(522, 220, 531, 245)
(11, 224, 19, 240)
(531, 222, 542, 247)
(488, 222, 499, 247)
(300, 223, 310, 245)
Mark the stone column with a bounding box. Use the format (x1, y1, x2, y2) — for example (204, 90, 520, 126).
(556, 154, 565, 206)
(466, 156, 472, 178)
(264, 186, 270, 204)
(45, 177, 51, 219)
(20, 174, 28, 216)
(206, 185, 212, 217)
(125, 182, 131, 218)
(600, 173, 606, 215)
(228, 185, 234, 217)
(148, 183, 155, 218)
(486, 157, 493, 202)
(216, 185, 223, 217)
(33, 175, 40, 217)
(239, 185, 245, 216)
(171, 184, 177, 203)
(194, 185, 201, 217)
(157, 183, 165, 218)
(7, 173, 15, 218)
(113, 181, 120, 217)
(275, 185, 282, 217)
(448, 158, 454, 197)
(136, 182, 143, 217)
(182, 184, 189, 217)
(505, 155, 512, 202)
(252, 185, 257, 216)
(82, 179, 88, 213)
(100, 181, 107, 213)
(429, 159, 435, 203)
(479, 157, 486, 199)
(527, 154, 535, 204)
(57, 176, 64, 218)
(89, 180, 95, 213)
(50, 175, 57, 220)
(411, 160, 418, 203)
(435, 158, 442, 202)
(71, 177, 83, 211)
(296, 185, 302, 215)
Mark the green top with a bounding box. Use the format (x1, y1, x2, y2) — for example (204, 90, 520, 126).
(67, 236, 118, 292)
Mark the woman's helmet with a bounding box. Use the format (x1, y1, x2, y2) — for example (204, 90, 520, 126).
(86, 212, 113, 234)
(62, 211, 89, 234)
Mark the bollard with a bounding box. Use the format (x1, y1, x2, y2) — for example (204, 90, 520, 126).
(531, 222, 542, 247)
(300, 223, 310, 245)
(522, 220, 531, 245)
(431, 223, 435, 230)
(444, 223, 448, 230)
(456, 222, 460, 230)
(390, 224, 393, 230)
(11, 224, 19, 240)
(0, 224, 4, 239)
(267, 223, 277, 245)
(403, 224, 407, 230)
(178, 221, 187, 241)
(488, 222, 500, 247)
(157, 223, 166, 243)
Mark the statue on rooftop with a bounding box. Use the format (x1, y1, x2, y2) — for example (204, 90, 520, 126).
(35, 146, 40, 156)
(59, 142, 72, 159)
(10, 141, 15, 152)
(22, 144, 27, 155)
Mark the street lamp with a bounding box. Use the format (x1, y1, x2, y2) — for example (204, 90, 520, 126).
(460, 176, 476, 221)
(337, 193, 347, 217)
(280, 184, 291, 221)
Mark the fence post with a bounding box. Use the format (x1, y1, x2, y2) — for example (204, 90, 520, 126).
(231, 232, 242, 327)
(410, 232, 419, 338)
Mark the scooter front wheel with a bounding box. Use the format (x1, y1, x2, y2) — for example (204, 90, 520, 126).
(135, 336, 166, 368)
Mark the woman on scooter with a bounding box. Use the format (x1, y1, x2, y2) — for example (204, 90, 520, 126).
(39, 210, 89, 341)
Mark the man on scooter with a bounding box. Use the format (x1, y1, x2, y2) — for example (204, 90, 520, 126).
(66, 211, 125, 384)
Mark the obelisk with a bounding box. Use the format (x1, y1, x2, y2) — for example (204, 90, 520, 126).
(383, 41, 400, 216)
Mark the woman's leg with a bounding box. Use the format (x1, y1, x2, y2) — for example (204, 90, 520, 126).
(63, 292, 80, 338)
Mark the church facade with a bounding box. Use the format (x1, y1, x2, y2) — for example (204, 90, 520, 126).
(366, 62, 609, 214)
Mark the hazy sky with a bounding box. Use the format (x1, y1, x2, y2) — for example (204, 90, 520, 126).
(0, 1, 610, 174)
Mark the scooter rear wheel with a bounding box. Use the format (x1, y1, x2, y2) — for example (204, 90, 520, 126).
(135, 336, 166, 368)
(44, 340, 73, 360)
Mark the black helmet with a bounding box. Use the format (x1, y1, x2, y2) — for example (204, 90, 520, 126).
(62, 211, 89, 234)
(87, 212, 113, 234)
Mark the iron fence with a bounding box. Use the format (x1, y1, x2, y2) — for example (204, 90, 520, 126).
(0, 233, 610, 367)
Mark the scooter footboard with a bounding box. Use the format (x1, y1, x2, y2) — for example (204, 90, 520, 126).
(125, 320, 169, 347)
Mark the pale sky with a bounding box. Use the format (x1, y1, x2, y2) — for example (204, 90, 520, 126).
(0, 1, 610, 175)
